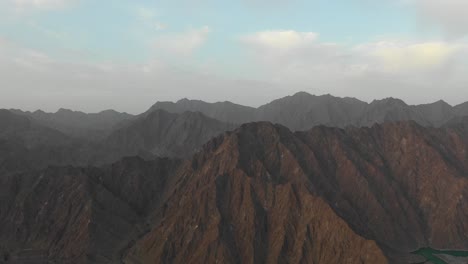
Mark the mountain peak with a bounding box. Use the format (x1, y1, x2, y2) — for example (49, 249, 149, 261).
(370, 97, 408, 106)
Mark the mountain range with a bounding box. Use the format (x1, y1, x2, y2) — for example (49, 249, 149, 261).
(149, 92, 468, 130)
(1, 92, 468, 264)
(11, 92, 468, 139)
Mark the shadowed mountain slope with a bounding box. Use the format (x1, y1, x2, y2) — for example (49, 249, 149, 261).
(0, 157, 181, 263)
(105, 109, 237, 158)
(148, 99, 256, 124)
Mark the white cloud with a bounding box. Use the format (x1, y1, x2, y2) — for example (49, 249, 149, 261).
(154, 26, 211, 56)
(355, 41, 460, 72)
(240, 30, 468, 103)
(0, 37, 285, 113)
(241, 30, 318, 50)
(410, 0, 468, 37)
(2, 29, 468, 114)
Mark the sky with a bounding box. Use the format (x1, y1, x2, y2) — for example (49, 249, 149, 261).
(1, 0, 468, 113)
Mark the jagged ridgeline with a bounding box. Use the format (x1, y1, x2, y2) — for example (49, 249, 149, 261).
(1, 92, 468, 264)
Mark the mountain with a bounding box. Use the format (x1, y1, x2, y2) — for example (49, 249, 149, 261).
(150, 92, 468, 130)
(454, 102, 468, 116)
(10, 108, 134, 139)
(357, 98, 429, 127)
(105, 109, 238, 158)
(254, 92, 368, 130)
(4, 120, 467, 263)
(121, 121, 468, 263)
(412, 100, 456, 127)
(0, 110, 86, 174)
(0, 156, 181, 263)
(0, 109, 236, 174)
(0, 109, 71, 147)
(148, 98, 255, 124)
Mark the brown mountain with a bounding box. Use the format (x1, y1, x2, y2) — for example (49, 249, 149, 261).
(1, 117, 468, 263)
(0, 156, 181, 263)
(124, 123, 388, 264)
(124, 121, 468, 263)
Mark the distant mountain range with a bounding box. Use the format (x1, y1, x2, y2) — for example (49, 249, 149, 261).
(11, 92, 468, 139)
(10, 108, 134, 140)
(1, 92, 468, 264)
(150, 92, 468, 130)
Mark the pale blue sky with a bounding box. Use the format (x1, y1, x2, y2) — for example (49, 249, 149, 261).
(1, 0, 468, 113)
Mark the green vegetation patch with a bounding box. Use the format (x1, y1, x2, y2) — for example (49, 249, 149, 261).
(412, 248, 468, 264)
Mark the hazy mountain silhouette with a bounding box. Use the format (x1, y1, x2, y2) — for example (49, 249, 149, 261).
(148, 98, 255, 124)
(105, 109, 237, 158)
(150, 92, 467, 130)
(10, 108, 133, 140)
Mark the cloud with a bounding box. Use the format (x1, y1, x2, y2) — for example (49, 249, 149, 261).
(2, 28, 468, 114)
(0, 37, 287, 113)
(153, 26, 211, 56)
(240, 30, 468, 103)
(241, 30, 318, 50)
(411, 0, 468, 37)
(356, 41, 460, 72)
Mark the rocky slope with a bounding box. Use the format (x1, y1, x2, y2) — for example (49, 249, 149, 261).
(123, 120, 467, 263)
(0, 110, 89, 174)
(1, 110, 468, 263)
(0, 109, 234, 173)
(0, 157, 181, 263)
(105, 109, 237, 158)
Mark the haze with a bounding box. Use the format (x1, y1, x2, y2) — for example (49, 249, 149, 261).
(1, 0, 468, 113)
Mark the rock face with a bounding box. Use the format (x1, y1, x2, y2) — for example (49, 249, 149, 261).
(124, 123, 388, 264)
(124, 121, 468, 263)
(106, 109, 237, 158)
(0, 157, 181, 263)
